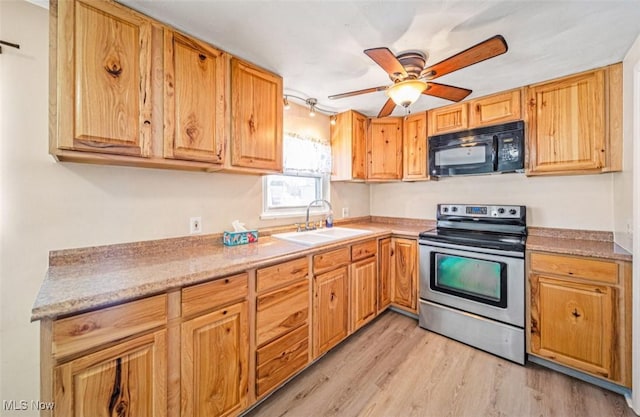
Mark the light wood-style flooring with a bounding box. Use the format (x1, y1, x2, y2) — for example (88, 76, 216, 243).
(246, 311, 635, 417)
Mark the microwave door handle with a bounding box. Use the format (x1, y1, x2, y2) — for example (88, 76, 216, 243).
(492, 135, 499, 171)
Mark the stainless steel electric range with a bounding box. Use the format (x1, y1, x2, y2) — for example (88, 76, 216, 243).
(418, 203, 527, 364)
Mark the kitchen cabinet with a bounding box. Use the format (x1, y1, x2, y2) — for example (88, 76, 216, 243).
(181, 273, 249, 417)
(528, 251, 631, 387)
(331, 110, 368, 181)
(402, 112, 429, 181)
(468, 89, 522, 128)
(391, 238, 418, 313)
(313, 265, 350, 357)
(164, 29, 226, 164)
(368, 118, 403, 180)
(255, 257, 310, 397)
(378, 238, 392, 312)
(350, 240, 378, 332)
(51, 0, 153, 157)
(230, 58, 283, 172)
(428, 102, 468, 136)
(181, 302, 249, 417)
(525, 64, 622, 175)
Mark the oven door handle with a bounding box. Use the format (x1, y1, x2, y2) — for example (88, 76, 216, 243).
(418, 240, 524, 259)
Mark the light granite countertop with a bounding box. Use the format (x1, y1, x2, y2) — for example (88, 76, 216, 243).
(31, 218, 631, 321)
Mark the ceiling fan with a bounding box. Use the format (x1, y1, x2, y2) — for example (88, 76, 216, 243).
(328, 35, 508, 118)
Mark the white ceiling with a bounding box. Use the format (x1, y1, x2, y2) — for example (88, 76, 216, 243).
(120, 0, 640, 117)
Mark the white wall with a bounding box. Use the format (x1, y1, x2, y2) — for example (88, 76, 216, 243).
(371, 173, 614, 230)
(0, 1, 369, 409)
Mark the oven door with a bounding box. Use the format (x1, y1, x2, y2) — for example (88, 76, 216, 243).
(419, 241, 524, 327)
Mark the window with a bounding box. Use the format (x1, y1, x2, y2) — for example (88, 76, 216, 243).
(261, 132, 331, 219)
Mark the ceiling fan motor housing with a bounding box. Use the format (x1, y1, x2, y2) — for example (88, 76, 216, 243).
(393, 50, 427, 81)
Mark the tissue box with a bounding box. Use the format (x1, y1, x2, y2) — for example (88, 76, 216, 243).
(223, 230, 258, 246)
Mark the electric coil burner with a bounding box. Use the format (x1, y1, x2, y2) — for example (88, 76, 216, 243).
(418, 204, 527, 364)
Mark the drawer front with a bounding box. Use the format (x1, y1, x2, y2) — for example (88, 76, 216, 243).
(53, 294, 167, 359)
(256, 324, 309, 396)
(351, 239, 377, 261)
(182, 273, 248, 318)
(256, 280, 309, 346)
(529, 252, 618, 284)
(313, 246, 350, 275)
(257, 257, 308, 293)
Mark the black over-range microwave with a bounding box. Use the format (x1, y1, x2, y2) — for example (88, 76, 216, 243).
(428, 121, 524, 177)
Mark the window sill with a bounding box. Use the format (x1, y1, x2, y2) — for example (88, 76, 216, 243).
(260, 208, 330, 220)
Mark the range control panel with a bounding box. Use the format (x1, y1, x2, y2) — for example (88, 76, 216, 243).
(438, 204, 523, 219)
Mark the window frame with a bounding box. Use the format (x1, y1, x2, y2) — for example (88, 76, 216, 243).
(260, 173, 330, 220)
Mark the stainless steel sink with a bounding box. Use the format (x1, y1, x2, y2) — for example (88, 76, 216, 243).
(271, 227, 372, 246)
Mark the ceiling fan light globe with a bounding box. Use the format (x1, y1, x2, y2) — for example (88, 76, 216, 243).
(387, 79, 427, 108)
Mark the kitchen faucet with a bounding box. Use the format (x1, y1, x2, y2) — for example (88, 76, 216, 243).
(303, 199, 332, 231)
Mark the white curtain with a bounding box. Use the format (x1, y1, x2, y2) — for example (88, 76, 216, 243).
(282, 132, 332, 176)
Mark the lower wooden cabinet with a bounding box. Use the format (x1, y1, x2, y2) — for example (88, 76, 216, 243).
(528, 251, 631, 387)
(391, 238, 418, 313)
(378, 238, 392, 312)
(313, 266, 350, 356)
(53, 330, 167, 417)
(350, 256, 377, 332)
(181, 301, 249, 417)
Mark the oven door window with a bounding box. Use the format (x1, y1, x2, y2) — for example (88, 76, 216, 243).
(430, 252, 507, 308)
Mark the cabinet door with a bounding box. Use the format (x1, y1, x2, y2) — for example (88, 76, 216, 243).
(231, 59, 283, 171)
(54, 330, 166, 417)
(55, 0, 152, 156)
(402, 112, 428, 180)
(352, 112, 368, 179)
(368, 118, 403, 180)
(428, 103, 468, 136)
(530, 275, 614, 379)
(526, 70, 606, 174)
(313, 266, 349, 357)
(350, 257, 377, 332)
(469, 90, 521, 128)
(378, 238, 392, 312)
(181, 301, 248, 417)
(164, 30, 225, 164)
(391, 238, 417, 312)
(331, 110, 367, 181)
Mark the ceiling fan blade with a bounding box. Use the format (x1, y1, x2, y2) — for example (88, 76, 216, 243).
(422, 35, 508, 80)
(328, 85, 388, 100)
(377, 98, 396, 118)
(364, 47, 408, 78)
(423, 82, 472, 102)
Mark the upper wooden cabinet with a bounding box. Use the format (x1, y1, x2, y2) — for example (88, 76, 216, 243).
(51, 0, 153, 157)
(368, 118, 403, 180)
(331, 110, 368, 181)
(230, 58, 283, 172)
(526, 64, 622, 175)
(428, 102, 468, 136)
(428, 89, 521, 136)
(164, 30, 226, 164)
(402, 112, 428, 181)
(468, 90, 522, 128)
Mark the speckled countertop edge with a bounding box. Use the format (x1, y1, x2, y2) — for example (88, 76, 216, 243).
(33, 218, 631, 321)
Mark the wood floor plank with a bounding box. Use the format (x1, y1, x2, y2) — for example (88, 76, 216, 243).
(245, 311, 635, 417)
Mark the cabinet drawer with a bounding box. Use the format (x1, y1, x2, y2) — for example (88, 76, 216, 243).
(351, 239, 377, 261)
(257, 257, 308, 293)
(182, 273, 248, 318)
(313, 247, 350, 275)
(53, 294, 167, 359)
(529, 252, 618, 284)
(256, 280, 309, 346)
(256, 324, 309, 396)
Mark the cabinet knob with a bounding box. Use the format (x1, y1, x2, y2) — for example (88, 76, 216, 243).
(571, 308, 581, 318)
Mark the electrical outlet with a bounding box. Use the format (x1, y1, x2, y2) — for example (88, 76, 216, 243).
(190, 217, 202, 234)
(342, 207, 349, 218)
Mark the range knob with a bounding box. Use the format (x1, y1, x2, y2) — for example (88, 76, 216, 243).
(497, 208, 505, 214)
(442, 207, 449, 213)
(509, 208, 517, 215)
(451, 206, 458, 212)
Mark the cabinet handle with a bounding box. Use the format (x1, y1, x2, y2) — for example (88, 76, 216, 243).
(571, 308, 581, 318)
(330, 292, 335, 301)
